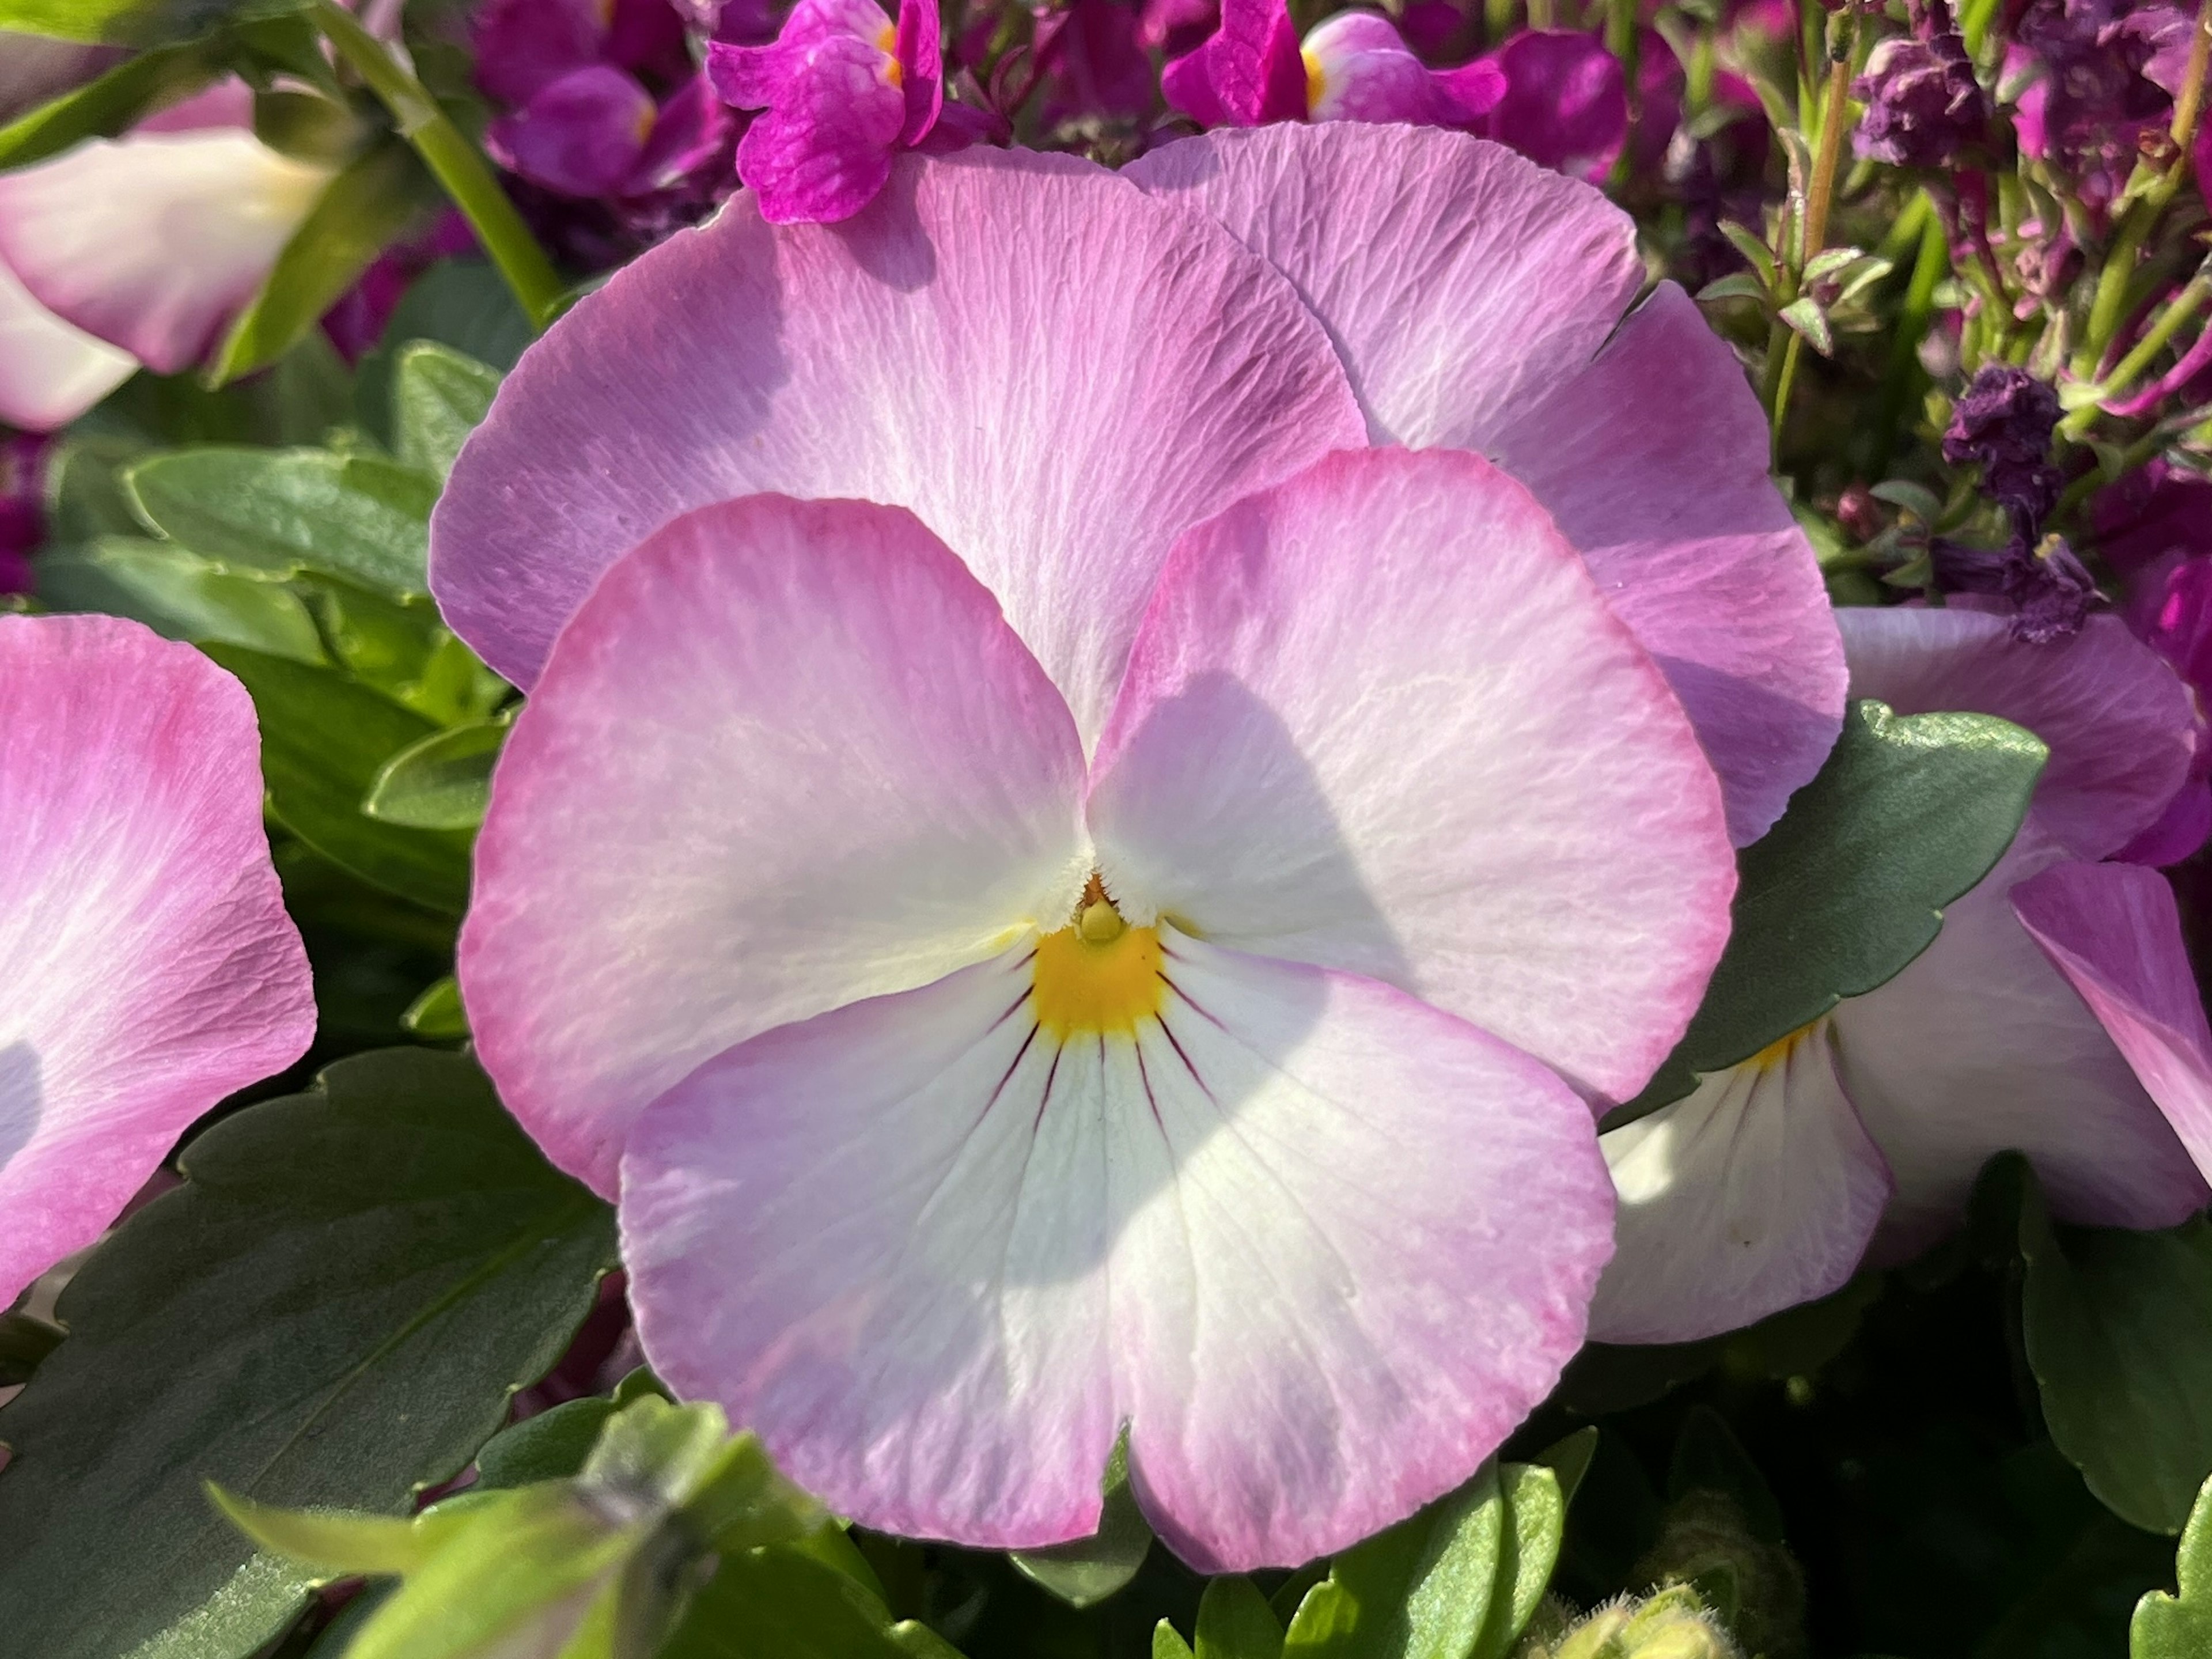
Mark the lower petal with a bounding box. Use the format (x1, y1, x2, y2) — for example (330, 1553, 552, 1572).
(2013, 859, 2212, 1184)
(1589, 1024, 1891, 1344)
(620, 930, 1612, 1570)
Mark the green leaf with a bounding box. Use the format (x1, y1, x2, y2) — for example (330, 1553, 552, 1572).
(293, 573, 506, 724)
(1779, 295, 1835, 356)
(476, 1398, 622, 1492)
(36, 535, 327, 662)
(0, 0, 305, 45)
(393, 340, 502, 479)
(0, 39, 221, 169)
(203, 643, 474, 911)
(2017, 1172, 2212, 1534)
(1610, 701, 2045, 1124)
(1199, 1578, 1286, 1659)
(0, 1050, 618, 1659)
(0, 1310, 63, 1387)
(658, 1543, 964, 1659)
(1010, 1436, 1154, 1608)
(365, 717, 506, 830)
(1157, 1623, 1199, 1659)
(403, 973, 471, 1039)
(211, 140, 437, 385)
(209, 1487, 456, 1576)
(1717, 219, 1779, 289)
(2134, 1474, 2212, 1657)
(128, 447, 438, 597)
(1472, 1465, 1565, 1659)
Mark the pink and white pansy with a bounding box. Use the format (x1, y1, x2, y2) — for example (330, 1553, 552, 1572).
(1592, 604, 2212, 1345)
(0, 612, 315, 1309)
(431, 127, 1836, 1566)
(0, 79, 334, 431)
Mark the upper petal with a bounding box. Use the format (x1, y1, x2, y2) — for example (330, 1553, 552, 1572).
(1830, 827, 2209, 1255)
(0, 118, 331, 374)
(0, 256, 136, 432)
(1126, 123, 1843, 844)
(621, 929, 1612, 1570)
(461, 493, 1092, 1198)
(0, 613, 315, 1306)
(1301, 11, 1446, 124)
(1839, 605, 2195, 861)
(1087, 446, 1737, 1104)
(731, 31, 907, 224)
(2013, 859, 2212, 1184)
(430, 145, 1365, 741)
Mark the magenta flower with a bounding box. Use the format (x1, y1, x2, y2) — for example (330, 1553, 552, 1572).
(1851, 0, 1990, 171)
(1472, 28, 1628, 182)
(0, 613, 315, 1308)
(708, 0, 942, 224)
(429, 128, 1842, 1564)
(0, 79, 332, 430)
(1593, 605, 2209, 1343)
(1162, 0, 1505, 129)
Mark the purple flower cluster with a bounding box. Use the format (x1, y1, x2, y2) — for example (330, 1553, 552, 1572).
(1852, 0, 1989, 169)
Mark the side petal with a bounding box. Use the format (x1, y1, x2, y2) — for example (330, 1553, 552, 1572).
(895, 0, 942, 144)
(0, 613, 315, 1306)
(620, 929, 1613, 1570)
(1474, 28, 1627, 181)
(461, 494, 1092, 1199)
(2013, 859, 2212, 1183)
(0, 124, 331, 374)
(1126, 124, 1842, 844)
(0, 257, 136, 432)
(732, 31, 906, 224)
(431, 146, 1365, 742)
(1301, 12, 1442, 125)
(1589, 1025, 1892, 1344)
(1829, 828, 2208, 1256)
(1839, 605, 2194, 862)
(1088, 447, 1736, 1104)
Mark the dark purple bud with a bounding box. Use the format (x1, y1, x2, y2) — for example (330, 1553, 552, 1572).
(1931, 531, 2099, 643)
(1851, 3, 1988, 168)
(1941, 363, 2064, 532)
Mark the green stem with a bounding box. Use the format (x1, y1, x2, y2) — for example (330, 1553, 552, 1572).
(310, 0, 565, 328)
(1877, 199, 1948, 469)
(2061, 272, 2210, 435)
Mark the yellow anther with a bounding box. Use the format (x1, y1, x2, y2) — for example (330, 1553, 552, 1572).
(1078, 899, 1125, 945)
(1033, 892, 1164, 1039)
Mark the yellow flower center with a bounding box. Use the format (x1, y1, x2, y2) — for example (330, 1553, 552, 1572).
(880, 22, 903, 84)
(1747, 1021, 1819, 1073)
(1032, 884, 1165, 1040)
(1301, 48, 1325, 113)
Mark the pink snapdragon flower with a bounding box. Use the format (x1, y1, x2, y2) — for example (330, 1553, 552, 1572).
(429, 127, 1842, 1565)
(0, 79, 333, 431)
(708, 0, 943, 224)
(0, 613, 316, 1308)
(1593, 605, 2211, 1343)
(1162, 0, 1506, 128)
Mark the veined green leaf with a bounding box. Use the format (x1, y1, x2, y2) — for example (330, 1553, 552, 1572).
(393, 340, 502, 479)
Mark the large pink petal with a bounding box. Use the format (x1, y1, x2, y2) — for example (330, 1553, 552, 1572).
(461, 494, 1092, 1199)
(1088, 447, 1736, 1104)
(1590, 1024, 1891, 1344)
(0, 257, 135, 431)
(1830, 827, 2208, 1257)
(622, 929, 1612, 1570)
(1839, 606, 2194, 862)
(2013, 859, 2212, 1184)
(1127, 123, 1843, 844)
(0, 613, 315, 1306)
(430, 146, 1365, 740)
(0, 127, 329, 374)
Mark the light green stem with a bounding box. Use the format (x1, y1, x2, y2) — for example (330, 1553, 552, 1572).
(2060, 274, 2210, 436)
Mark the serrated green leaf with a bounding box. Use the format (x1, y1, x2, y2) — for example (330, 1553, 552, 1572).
(1010, 1435, 1154, 1608)
(211, 140, 437, 385)
(203, 643, 475, 911)
(0, 1050, 618, 1659)
(36, 534, 327, 662)
(364, 715, 505, 829)
(2017, 1173, 2212, 1534)
(1779, 296, 1834, 355)
(1609, 701, 2045, 1124)
(128, 447, 437, 596)
(0, 0, 304, 43)
(1199, 1578, 1285, 1659)
(2134, 1475, 2212, 1657)
(0, 38, 221, 169)
(393, 340, 502, 479)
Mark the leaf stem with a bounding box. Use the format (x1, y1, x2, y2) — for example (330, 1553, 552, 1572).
(2060, 270, 2211, 436)
(309, 0, 565, 329)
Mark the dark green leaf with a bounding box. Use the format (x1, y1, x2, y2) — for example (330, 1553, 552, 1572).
(2133, 1475, 2212, 1657)
(202, 643, 474, 911)
(476, 1398, 619, 1492)
(293, 574, 505, 724)
(660, 1541, 964, 1659)
(392, 341, 501, 479)
(128, 447, 438, 596)
(0, 1312, 63, 1387)
(249, 86, 362, 164)
(1611, 701, 2045, 1124)
(1200, 1578, 1285, 1659)
(1010, 1436, 1153, 1608)
(2018, 1172, 2212, 1534)
(211, 142, 436, 385)
(0, 1050, 617, 1659)
(1668, 1407, 1787, 1544)
(364, 716, 505, 830)
(36, 535, 326, 662)
(0, 39, 221, 169)
(0, 0, 305, 44)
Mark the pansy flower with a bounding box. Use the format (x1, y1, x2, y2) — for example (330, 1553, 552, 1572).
(707, 0, 942, 224)
(0, 613, 315, 1308)
(431, 128, 1839, 1564)
(0, 79, 333, 431)
(1592, 605, 2210, 1343)
(1163, 0, 1506, 128)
